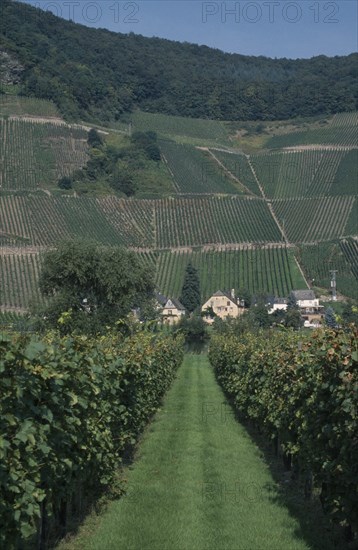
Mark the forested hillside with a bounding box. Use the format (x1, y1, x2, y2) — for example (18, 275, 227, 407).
(1, 0, 357, 122)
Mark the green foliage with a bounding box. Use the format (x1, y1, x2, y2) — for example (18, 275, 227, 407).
(250, 300, 270, 329)
(285, 307, 303, 330)
(1, 1, 357, 122)
(180, 263, 200, 313)
(87, 128, 103, 148)
(209, 327, 358, 533)
(57, 176, 72, 190)
(72, 130, 167, 197)
(324, 307, 337, 328)
(0, 329, 184, 546)
(38, 239, 154, 332)
(176, 315, 208, 344)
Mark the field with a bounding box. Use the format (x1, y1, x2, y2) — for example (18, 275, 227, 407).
(296, 240, 358, 300)
(159, 140, 243, 194)
(0, 118, 88, 190)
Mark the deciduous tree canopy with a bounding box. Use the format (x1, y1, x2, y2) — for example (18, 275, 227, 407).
(38, 239, 154, 332)
(1, 0, 357, 122)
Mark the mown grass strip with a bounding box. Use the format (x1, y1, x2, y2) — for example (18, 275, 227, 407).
(60, 355, 317, 550)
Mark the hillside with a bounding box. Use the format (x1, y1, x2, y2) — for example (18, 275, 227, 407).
(0, 97, 357, 312)
(0, 0, 357, 122)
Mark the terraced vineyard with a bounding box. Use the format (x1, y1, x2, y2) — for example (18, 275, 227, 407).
(0, 252, 42, 309)
(0, 100, 357, 311)
(340, 238, 358, 279)
(151, 245, 306, 300)
(0, 119, 88, 190)
(0, 195, 156, 247)
(272, 196, 356, 243)
(159, 140, 241, 194)
(0, 96, 59, 117)
(156, 197, 281, 248)
(131, 110, 229, 142)
(266, 112, 358, 148)
(208, 150, 261, 196)
(251, 150, 348, 198)
(0, 195, 283, 248)
(329, 149, 358, 196)
(296, 240, 358, 300)
(0, 245, 307, 312)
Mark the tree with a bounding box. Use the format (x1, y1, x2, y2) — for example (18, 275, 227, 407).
(250, 300, 270, 329)
(57, 176, 72, 190)
(324, 307, 337, 328)
(285, 308, 303, 330)
(342, 301, 358, 326)
(285, 292, 302, 329)
(177, 315, 208, 344)
(180, 263, 201, 313)
(87, 128, 103, 148)
(38, 239, 154, 333)
(237, 287, 251, 308)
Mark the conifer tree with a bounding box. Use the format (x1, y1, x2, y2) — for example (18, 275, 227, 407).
(180, 263, 201, 313)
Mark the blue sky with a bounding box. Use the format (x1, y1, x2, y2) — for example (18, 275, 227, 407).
(23, 1, 357, 59)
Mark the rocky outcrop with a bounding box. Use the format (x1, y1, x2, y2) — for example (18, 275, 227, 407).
(0, 50, 24, 86)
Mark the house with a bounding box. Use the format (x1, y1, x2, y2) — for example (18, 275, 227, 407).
(161, 298, 186, 325)
(291, 290, 324, 326)
(201, 290, 245, 324)
(268, 297, 288, 315)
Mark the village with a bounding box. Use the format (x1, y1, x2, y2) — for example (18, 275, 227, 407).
(156, 288, 326, 328)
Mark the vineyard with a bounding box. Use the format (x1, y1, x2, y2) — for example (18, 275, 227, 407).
(159, 140, 242, 194)
(250, 150, 348, 199)
(272, 196, 356, 243)
(0, 245, 308, 312)
(329, 149, 358, 196)
(156, 197, 281, 247)
(131, 110, 229, 143)
(0, 251, 42, 310)
(266, 112, 358, 148)
(0, 96, 59, 117)
(210, 328, 358, 536)
(0, 119, 88, 190)
(0, 195, 283, 248)
(340, 238, 358, 279)
(208, 150, 261, 196)
(151, 245, 307, 300)
(0, 330, 184, 547)
(296, 240, 358, 300)
(0, 195, 154, 248)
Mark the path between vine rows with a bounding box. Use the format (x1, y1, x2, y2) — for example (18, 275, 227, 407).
(66, 354, 311, 550)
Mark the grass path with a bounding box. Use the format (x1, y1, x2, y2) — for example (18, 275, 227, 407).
(62, 354, 312, 550)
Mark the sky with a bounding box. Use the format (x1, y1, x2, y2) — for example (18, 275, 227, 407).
(23, 0, 358, 59)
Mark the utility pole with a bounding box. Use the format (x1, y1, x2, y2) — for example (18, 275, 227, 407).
(330, 270, 338, 301)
